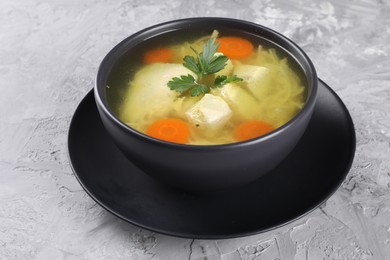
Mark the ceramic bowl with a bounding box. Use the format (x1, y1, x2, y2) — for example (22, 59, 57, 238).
(94, 17, 318, 191)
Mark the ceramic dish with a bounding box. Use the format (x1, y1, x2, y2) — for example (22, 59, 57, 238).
(95, 17, 318, 191)
(68, 79, 355, 239)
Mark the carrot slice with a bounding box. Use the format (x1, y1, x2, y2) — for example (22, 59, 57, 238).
(143, 47, 173, 64)
(146, 118, 190, 144)
(217, 37, 254, 59)
(234, 120, 274, 142)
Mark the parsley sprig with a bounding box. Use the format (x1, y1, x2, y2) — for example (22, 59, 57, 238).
(167, 38, 243, 96)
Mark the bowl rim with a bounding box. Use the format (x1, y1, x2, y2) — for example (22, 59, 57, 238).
(94, 17, 318, 150)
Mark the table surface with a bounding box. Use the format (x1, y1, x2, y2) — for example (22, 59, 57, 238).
(1, 0, 390, 259)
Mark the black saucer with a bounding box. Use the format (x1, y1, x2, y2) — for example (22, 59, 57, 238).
(68, 79, 355, 239)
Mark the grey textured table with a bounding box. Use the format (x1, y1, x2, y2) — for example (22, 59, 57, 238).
(1, 0, 390, 259)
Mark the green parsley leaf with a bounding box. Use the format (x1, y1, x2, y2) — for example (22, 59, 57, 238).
(199, 38, 219, 73)
(224, 75, 243, 84)
(213, 75, 243, 88)
(183, 56, 201, 74)
(167, 74, 210, 96)
(167, 75, 198, 93)
(207, 55, 229, 74)
(167, 37, 245, 96)
(213, 75, 227, 87)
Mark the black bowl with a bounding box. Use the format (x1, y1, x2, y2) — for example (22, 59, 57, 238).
(94, 17, 318, 191)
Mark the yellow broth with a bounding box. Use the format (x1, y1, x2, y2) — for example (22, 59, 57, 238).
(107, 30, 307, 145)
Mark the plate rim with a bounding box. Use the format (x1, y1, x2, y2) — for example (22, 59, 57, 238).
(67, 79, 356, 239)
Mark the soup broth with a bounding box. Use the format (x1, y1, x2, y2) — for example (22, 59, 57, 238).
(107, 30, 307, 145)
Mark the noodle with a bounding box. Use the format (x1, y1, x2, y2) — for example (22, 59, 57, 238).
(118, 33, 305, 145)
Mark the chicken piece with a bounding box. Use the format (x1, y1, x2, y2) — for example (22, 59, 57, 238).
(185, 94, 232, 136)
(215, 83, 260, 120)
(233, 64, 270, 99)
(120, 63, 195, 130)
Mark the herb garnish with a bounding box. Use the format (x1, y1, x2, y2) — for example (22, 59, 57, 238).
(167, 38, 243, 96)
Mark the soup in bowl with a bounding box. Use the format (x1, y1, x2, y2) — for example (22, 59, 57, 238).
(95, 18, 318, 191)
